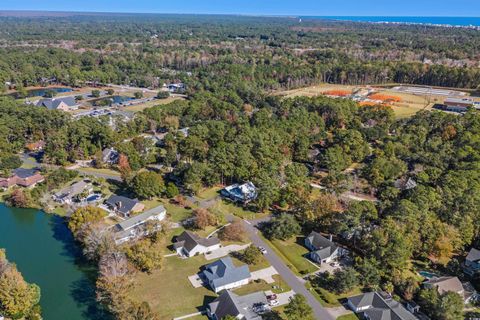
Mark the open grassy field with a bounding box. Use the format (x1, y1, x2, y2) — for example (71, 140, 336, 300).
(275, 83, 436, 119)
(262, 236, 318, 275)
(310, 285, 362, 307)
(122, 96, 183, 112)
(130, 255, 216, 319)
(130, 251, 285, 319)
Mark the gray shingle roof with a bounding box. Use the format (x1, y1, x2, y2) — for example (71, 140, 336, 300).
(116, 205, 166, 231)
(424, 277, 464, 294)
(173, 231, 220, 253)
(208, 290, 266, 320)
(203, 257, 251, 289)
(36, 97, 77, 110)
(105, 195, 140, 215)
(348, 292, 417, 320)
(306, 231, 337, 260)
(467, 248, 480, 263)
(13, 168, 40, 179)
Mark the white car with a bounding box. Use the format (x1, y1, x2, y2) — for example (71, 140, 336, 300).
(269, 300, 280, 307)
(258, 246, 267, 255)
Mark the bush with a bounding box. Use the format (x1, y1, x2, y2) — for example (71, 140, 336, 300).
(220, 221, 246, 242)
(165, 182, 179, 198)
(68, 206, 107, 234)
(240, 245, 262, 265)
(193, 208, 217, 230)
(126, 239, 163, 273)
(264, 213, 301, 240)
(156, 91, 170, 99)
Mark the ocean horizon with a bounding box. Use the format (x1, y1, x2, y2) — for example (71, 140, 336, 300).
(303, 16, 480, 27)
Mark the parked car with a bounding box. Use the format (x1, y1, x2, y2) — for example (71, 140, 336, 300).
(258, 246, 267, 255)
(269, 300, 280, 307)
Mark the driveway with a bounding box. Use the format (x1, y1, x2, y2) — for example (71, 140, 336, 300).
(241, 219, 335, 320)
(204, 243, 250, 260)
(325, 306, 354, 318)
(250, 266, 278, 284)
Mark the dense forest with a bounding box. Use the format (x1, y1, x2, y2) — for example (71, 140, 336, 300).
(0, 14, 479, 90)
(1, 13, 480, 320)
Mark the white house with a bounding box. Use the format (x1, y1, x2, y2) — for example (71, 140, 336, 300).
(173, 231, 221, 257)
(113, 205, 166, 244)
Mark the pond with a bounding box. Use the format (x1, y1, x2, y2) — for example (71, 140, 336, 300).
(7, 87, 73, 99)
(0, 204, 110, 320)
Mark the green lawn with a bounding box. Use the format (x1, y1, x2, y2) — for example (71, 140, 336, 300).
(233, 275, 290, 296)
(196, 186, 221, 200)
(263, 236, 318, 275)
(78, 167, 121, 176)
(130, 251, 284, 319)
(310, 284, 362, 307)
(213, 200, 269, 220)
(130, 255, 216, 319)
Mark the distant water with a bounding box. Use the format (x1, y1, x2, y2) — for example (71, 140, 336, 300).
(303, 16, 480, 27)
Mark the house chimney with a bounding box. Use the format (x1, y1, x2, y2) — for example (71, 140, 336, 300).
(329, 234, 333, 242)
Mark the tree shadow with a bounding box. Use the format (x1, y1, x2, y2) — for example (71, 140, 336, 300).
(49, 215, 113, 319)
(71, 277, 113, 320)
(199, 295, 217, 312)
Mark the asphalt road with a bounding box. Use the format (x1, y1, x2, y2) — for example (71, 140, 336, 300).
(241, 218, 335, 320)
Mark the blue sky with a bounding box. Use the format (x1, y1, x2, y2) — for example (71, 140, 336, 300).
(0, 0, 478, 16)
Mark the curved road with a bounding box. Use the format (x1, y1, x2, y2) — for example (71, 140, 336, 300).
(241, 218, 335, 320)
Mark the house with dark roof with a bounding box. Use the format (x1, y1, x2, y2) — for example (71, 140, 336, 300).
(464, 248, 480, 276)
(35, 97, 79, 111)
(202, 257, 251, 293)
(102, 148, 120, 165)
(347, 291, 418, 320)
(305, 232, 345, 264)
(105, 195, 145, 218)
(0, 168, 44, 189)
(423, 276, 478, 304)
(173, 231, 221, 257)
(207, 290, 268, 320)
(113, 205, 166, 244)
(221, 182, 258, 204)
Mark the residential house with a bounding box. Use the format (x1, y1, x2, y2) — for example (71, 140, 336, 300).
(444, 98, 475, 112)
(173, 231, 221, 257)
(423, 276, 478, 304)
(394, 177, 417, 191)
(465, 248, 480, 276)
(105, 195, 145, 218)
(305, 231, 345, 264)
(207, 290, 269, 320)
(53, 180, 93, 204)
(102, 148, 119, 165)
(0, 168, 44, 189)
(347, 291, 418, 320)
(113, 205, 166, 244)
(35, 97, 79, 111)
(221, 182, 258, 204)
(166, 82, 185, 93)
(202, 257, 251, 293)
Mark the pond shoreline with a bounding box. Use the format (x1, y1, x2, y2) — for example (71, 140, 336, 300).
(0, 204, 110, 320)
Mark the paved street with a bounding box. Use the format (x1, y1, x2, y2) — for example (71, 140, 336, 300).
(241, 219, 336, 320)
